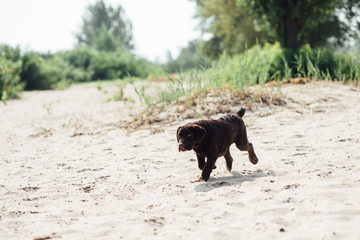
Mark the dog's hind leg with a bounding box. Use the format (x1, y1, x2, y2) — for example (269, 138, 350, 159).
(224, 149, 233, 171)
(236, 133, 258, 165)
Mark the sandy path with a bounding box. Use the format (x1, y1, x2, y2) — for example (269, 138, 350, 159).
(1, 81, 360, 239)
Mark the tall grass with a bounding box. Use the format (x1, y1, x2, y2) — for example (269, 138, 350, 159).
(133, 73, 200, 107)
(134, 43, 281, 107)
(216, 43, 282, 88)
(282, 45, 360, 82)
(134, 43, 360, 108)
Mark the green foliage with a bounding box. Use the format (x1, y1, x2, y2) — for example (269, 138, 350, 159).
(76, 0, 133, 51)
(20, 52, 70, 90)
(17, 47, 163, 91)
(215, 43, 360, 82)
(41, 55, 72, 90)
(280, 45, 360, 81)
(73, 48, 163, 80)
(195, 0, 360, 57)
(205, 43, 282, 88)
(241, 0, 360, 48)
(90, 50, 124, 80)
(58, 47, 94, 82)
(134, 44, 281, 107)
(0, 45, 24, 102)
(135, 58, 164, 79)
(195, 0, 270, 59)
(20, 52, 43, 89)
(0, 58, 24, 103)
(0, 44, 21, 61)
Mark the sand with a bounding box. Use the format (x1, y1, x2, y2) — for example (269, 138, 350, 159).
(1, 81, 360, 240)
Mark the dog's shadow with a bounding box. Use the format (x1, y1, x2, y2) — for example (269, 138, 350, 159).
(194, 169, 275, 192)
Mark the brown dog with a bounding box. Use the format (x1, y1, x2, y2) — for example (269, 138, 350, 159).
(176, 107, 258, 182)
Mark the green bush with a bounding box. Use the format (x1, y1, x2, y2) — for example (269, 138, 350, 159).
(41, 55, 72, 89)
(0, 57, 24, 103)
(90, 50, 124, 80)
(0, 45, 24, 102)
(59, 47, 94, 82)
(133, 57, 164, 79)
(20, 52, 51, 90)
(2, 43, 165, 98)
(89, 50, 163, 80)
(60, 47, 164, 81)
(0, 44, 21, 62)
(20, 52, 73, 90)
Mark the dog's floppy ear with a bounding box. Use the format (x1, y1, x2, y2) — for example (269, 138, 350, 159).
(192, 124, 206, 144)
(176, 126, 182, 138)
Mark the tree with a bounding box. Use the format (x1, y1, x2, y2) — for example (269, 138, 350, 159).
(76, 0, 133, 52)
(194, 0, 360, 56)
(242, 0, 360, 48)
(195, 0, 271, 59)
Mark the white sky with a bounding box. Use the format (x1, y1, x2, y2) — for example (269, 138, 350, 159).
(0, 0, 200, 62)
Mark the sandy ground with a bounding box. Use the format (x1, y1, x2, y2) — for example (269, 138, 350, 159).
(1, 81, 360, 240)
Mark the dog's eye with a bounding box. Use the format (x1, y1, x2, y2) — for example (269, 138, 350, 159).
(186, 134, 192, 138)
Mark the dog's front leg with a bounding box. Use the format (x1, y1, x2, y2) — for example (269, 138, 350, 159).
(196, 153, 205, 170)
(201, 155, 217, 181)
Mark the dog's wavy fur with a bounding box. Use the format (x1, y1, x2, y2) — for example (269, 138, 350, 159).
(176, 107, 258, 181)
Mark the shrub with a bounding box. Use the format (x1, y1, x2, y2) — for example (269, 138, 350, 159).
(0, 57, 24, 103)
(0, 45, 24, 102)
(0, 44, 21, 62)
(89, 50, 164, 80)
(89, 50, 125, 80)
(2, 43, 165, 97)
(20, 52, 47, 90)
(41, 55, 72, 89)
(60, 47, 164, 81)
(59, 47, 94, 82)
(20, 52, 72, 90)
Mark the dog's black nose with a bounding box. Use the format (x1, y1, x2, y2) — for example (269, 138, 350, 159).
(178, 144, 187, 152)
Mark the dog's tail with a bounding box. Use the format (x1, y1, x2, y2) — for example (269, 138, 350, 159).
(237, 107, 246, 118)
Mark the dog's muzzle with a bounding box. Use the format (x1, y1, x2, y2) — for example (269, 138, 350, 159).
(178, 141, 191, 152)
(178, 144, 187, 152)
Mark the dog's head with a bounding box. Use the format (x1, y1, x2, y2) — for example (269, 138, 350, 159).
(176, 123, 206, 152)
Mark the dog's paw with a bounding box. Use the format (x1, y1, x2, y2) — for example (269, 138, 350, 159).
(190, 178, 205, 183)
(249, 154, 258, 165)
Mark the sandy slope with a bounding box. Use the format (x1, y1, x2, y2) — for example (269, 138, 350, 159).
(1, 81, 360, 240)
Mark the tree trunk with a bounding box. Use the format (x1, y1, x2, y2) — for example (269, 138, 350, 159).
(284, 16, 300, 48)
